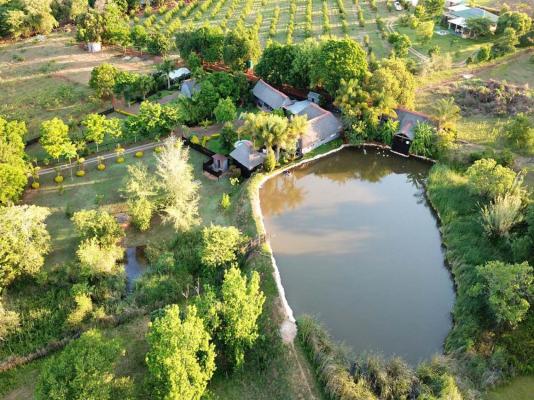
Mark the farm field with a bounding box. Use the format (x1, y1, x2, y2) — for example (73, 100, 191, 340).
(0, 32, 154, 142)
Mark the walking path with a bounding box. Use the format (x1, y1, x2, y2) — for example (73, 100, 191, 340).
(37, 141, 160, 176)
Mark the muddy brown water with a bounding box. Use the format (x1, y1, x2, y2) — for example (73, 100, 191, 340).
(260, 147, 454, 364)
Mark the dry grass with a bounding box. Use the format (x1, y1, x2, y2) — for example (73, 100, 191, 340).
(0, 32, 155, 141)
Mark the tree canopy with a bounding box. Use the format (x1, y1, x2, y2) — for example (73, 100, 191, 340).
(0, 116, 28, 205)
(146, 304, 216, 400)
(35, 329, 123, 400)
(0, 205, 51, 288)
(220, 266, 265, 368)
(40, 118, 77, 162)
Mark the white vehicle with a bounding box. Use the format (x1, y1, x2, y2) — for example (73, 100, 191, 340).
(394, 1, 403, 11)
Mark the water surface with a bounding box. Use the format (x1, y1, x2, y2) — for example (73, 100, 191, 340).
(125, 247, 147, 291)
(260, 147, 454, 364)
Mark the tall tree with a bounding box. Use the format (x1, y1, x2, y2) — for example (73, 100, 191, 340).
(431, 97, 461, 132)
(0, 205, 51, 288)
(122, 164, 159, 231)
(82, 113, 122, 152)
(156, 58, 175, 90)
(254, 42, 296, 86)
(155, 137, 200, 231)
(89, 63, 119, 99)
(369, 57, 416, 109)
(472, 261, 533, 329)
(146, 304, 216, 400)
(0, 116, 28, 205)
(214, 97, 237, 123)
(200, 225, 244, 270)
(40, 118, 77, 163)
(496, 11, 532, 36)
(220, 266, 265, 368)
(311, 38, 368, 96)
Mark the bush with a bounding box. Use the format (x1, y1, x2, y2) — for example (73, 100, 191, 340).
(117, 156, 125, 163)
(220, 193, 231, 209)
(76, 170, 85, 177)
(97, 163, 106, 171)
(135, 151, 144, 158)
(466, 158, 518, 199)
(263, 148, 276, 172)
(481, 193, 524, 238)
(35, 329, 123, 400)
(190, 135, 200, 144)
(476, 45, 491, 63)
(54, 175, 64, 183)
(31, 182, 40, 189)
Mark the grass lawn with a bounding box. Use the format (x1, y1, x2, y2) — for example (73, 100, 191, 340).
(475, 50, 534, 87)
(485, 376, 534, 400)
(22, 147, 233, 269)
(396, 26, 493, 63)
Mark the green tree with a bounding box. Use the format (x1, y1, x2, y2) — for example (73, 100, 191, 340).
(466, 158, 519, 199)
(417, 20, 434, 44)
(220, 122, 238, 151)
(75, 8, 104, 43)
(90, 63, 119, 99)
(220, 266, 265, 368)
(122, 164, 158, 231)
(387, 33, 412, 58)
(82, 114, 122, 152)
(130, 24, 148, 52)
(40, 118, 77, 162)
(71, 209, 124, 247)
(263, 147, 276, 172)
(223, 26, 261, 70)
(200, 225, 244, 270)
(0, 116, 28, 205)
(147, 32, 173, 56)
(476, 45, 491, 63)
(76, 238, 124, 276)
(156, 58, 175, 90)
(0, 205, 51, 289)
(502, 113, 534, 155)
(255, 42, 296, 86)
(214, 97, 237, 123)
(35, 329, 123, 400)
(155, 137, 200, 231)
(431, 97, 461, 132)
(466, 17, 494, 38)
(472, 261, 533, 329)
(491, 27, 519, 58)
(422, 0, 445, 18)
(146, 304, 216, 400)
(496, 11, 532, 36)
(369, 58, 415, 109)
(311, 38, 368, 96)
(125, 101, 181, 140)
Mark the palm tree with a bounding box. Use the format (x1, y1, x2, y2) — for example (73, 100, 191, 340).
(156, 58, 175, 90)
(431, 97, 461, 132)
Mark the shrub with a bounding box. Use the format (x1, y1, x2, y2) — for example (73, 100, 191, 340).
(98, 163, 106, 171)
(200, 225, 244, 270)
(481, 193, 524, 238)
(466, 158, 518, 199)
(220, 193, 231, 209)
(190, 135, 200, 144)
(54, 175, 64, 183)
(264, 148, 276, 172)
(31, 182, 40, 189)
(135, 151, 144, 158)
(410, 122, 436, 158)
(35, 329, 123, 400)
(117, 156, 125, 163)
(476, 45, 491, 63)
(76, 170, 85, 177)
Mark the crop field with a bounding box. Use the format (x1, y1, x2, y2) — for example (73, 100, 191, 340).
(143, 0, 397, 58)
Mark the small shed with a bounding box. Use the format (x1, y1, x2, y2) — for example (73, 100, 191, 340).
(229, 141, 266, 178)
(391, 109, 431, 156)
(252, 79, 292, 111)
(181, 78, 200, 98)
(203, 153, 229, 178)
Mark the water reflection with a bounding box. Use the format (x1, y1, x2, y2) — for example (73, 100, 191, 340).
(260, 147, 454, 365)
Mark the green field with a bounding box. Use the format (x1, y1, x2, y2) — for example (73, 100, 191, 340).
(486, 376, 534, 400)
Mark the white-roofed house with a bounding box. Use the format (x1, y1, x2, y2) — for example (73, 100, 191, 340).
(168, 67, 191, 84)
(229, 140, 266, 177)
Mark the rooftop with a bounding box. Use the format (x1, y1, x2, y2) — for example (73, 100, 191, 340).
(252, 79, 292, 109)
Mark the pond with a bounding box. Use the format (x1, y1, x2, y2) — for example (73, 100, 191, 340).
(125, 247, 147, 291)
(260, 147, 455, 364)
